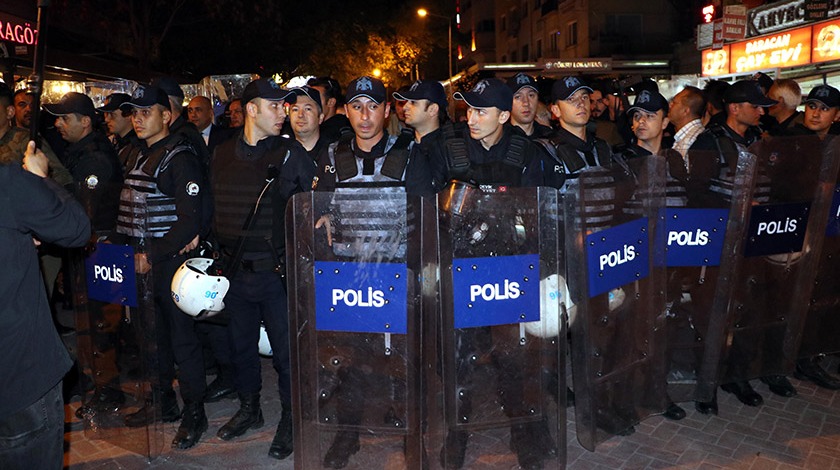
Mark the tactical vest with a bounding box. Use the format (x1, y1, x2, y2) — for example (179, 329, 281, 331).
(536, 133, 611, 191)
(213, 140, 289, 257)
(442, 123, 529, 186)
(116, 141, 194, 238)
(703, 125, 771, 203)
(326, 132, 413, 261)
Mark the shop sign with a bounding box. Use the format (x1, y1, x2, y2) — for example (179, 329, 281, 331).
(702, 45, 731, 76)
(804, 0, 832, 21)
(747, 0, 840, 37)
(713, 19, 725, 49)
(544, 58, 612, 71)
(0, 12, 38, 46)
(723, 5, 747, 40)
(812, 17, 840, 63)
(729, 25, 811, 73)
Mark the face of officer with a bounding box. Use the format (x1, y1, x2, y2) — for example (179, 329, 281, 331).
(729, 102, 764, 129)
(466, 106, 509, 149)
(228, 99, 244, 128)
(289, 94, 323, 139)
(346, 97, 389, 151)
(403, 99, 438, 132)
(104, 109, 133, 138)
(632, 109, 668, 149)
(551, 90, 591, 132)
(14, 92, 32, 128)
(804, 101, 840, 136)
(247, 97, 287, 141)
(132, 105, 172, 146)
(187, 96, 214, 131)
(511, 87, 538, 127)
(55, 113, 91, 144)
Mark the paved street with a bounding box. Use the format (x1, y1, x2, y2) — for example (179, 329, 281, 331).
(62, 350, 840, 469)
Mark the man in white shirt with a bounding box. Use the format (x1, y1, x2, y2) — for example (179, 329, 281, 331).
(668, 86, 706, 168)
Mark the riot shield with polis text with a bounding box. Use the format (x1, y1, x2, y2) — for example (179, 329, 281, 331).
(72, 234, 163, 460)
(287, 189, 428, 470)
(658, 148, 758, 404)
(701, 135, 840, 390)
(565, 156, 667, 451)
(799, 136, 840, 359)
(426, 184, 566, 470)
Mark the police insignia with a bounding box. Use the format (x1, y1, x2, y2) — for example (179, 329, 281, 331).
(473, 80, 488, 94)
(85, 175, 99, 189)
(186, 182, 200, 196)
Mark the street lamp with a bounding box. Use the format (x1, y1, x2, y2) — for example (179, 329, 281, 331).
(417, 8, 453, 82)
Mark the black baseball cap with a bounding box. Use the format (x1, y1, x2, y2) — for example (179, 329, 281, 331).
(551, 76, 593, 102)
(805, 84, 840, 109)
(506, 73, 538, 94)
(97, 92, 132, 112)
(346, 76, 387, 104)
(151, 76, 184, 100)
(393, 80, 448, 110)
(723, 80, 777, 107)
(627, 90, 669, 116)
(454, 78, 512, 112)
(43, 92, 97, 118)
(751, 72, 775, 93)
(290, 86, 322, 111)
(122, 85, 171, 110)
(241, 78, 295, 105)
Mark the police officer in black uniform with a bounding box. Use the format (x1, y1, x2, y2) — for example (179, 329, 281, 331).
(211, 78, 302, 461)
(440, 78, 547, 470)
(507, 73, 553, 139)
(43, 92, 124, 418)
(316, 75, 433, 469)
(116, 85, 209, 449)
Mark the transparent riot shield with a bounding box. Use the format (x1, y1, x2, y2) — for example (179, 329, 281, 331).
(702, 135, 840, 390)
(426, 185, 565, 470)
(287, 190, 428, 470)
(658, 149, 758, 404)
(566, 156, 667, 451)
(800, 137, 840, 359)
(72, 221, 163, 458)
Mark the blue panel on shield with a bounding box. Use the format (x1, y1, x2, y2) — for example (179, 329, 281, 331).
(827, 186, 840, 237)
(657, 208, 729, 267)
(586, 217, 649, 298)
(314, 261, 407, 334)
(744, 202, 811, 257)
(452, 254, 540, 329)
(85, 243, 137, 307)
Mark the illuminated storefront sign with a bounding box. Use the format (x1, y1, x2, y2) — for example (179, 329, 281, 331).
(812, 18, 840, 63)
(747, 0, 840, 37)
(544, 58, 612, 71)
(730, 25, 811, 73)
(702, 17, 840, 76)
(0, 12, 38, 46)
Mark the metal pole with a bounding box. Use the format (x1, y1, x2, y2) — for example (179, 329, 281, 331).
(28, 0, 51, 144)
(447, 18, 454, 118)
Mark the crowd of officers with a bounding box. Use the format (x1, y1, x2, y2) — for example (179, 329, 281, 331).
(1, 68, 839, 469)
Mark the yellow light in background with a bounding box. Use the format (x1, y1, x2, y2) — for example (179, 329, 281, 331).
(417, 8, 428, 17)
(372, 68, 382, 78)
(471, 31, 476, 52)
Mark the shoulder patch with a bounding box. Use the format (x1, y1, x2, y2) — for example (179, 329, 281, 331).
(186, 181, 200, 196)
(85, 175, 99, 189)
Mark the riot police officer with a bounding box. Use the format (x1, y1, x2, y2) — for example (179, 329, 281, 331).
(116, 85, 209, 449)
(211, 78, 302, 461)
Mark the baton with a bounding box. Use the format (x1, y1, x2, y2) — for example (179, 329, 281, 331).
(27, 0, 51, 144)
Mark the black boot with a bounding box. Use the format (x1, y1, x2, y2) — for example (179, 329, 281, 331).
(324, 431, 360, 469)
(217, 392, 264, 440)
(796, 357, 840, 390)
(268, 402, 293, 460)
(510, 422, 548, 470)
(760, 375, 797, 397)
(204, 363, 236, 403)
(172, 401, 207, 449)
(75, 385, 126, 419)
(721, 380, 763, 406)
(125, 389, 180, 427)
(695, 390, 718, 415)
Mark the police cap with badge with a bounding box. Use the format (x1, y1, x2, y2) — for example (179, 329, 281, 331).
(454, 78, 513, 112)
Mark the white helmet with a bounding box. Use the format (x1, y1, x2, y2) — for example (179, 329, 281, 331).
(258, 324, 273, 357)
(171, 258, 230, 319)
(524, 274, 573, 338)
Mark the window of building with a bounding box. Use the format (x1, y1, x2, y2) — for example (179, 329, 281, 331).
(512, 50, 518, 62)
(476, 19, 496, 33)
(551, 31, 559, 52)
(501, 15, 507, 32)
(522, 44, 530, 61)
(502, 54, 507, 62)
(567, 21, 578, 47)
(533, 0, 541, 10)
